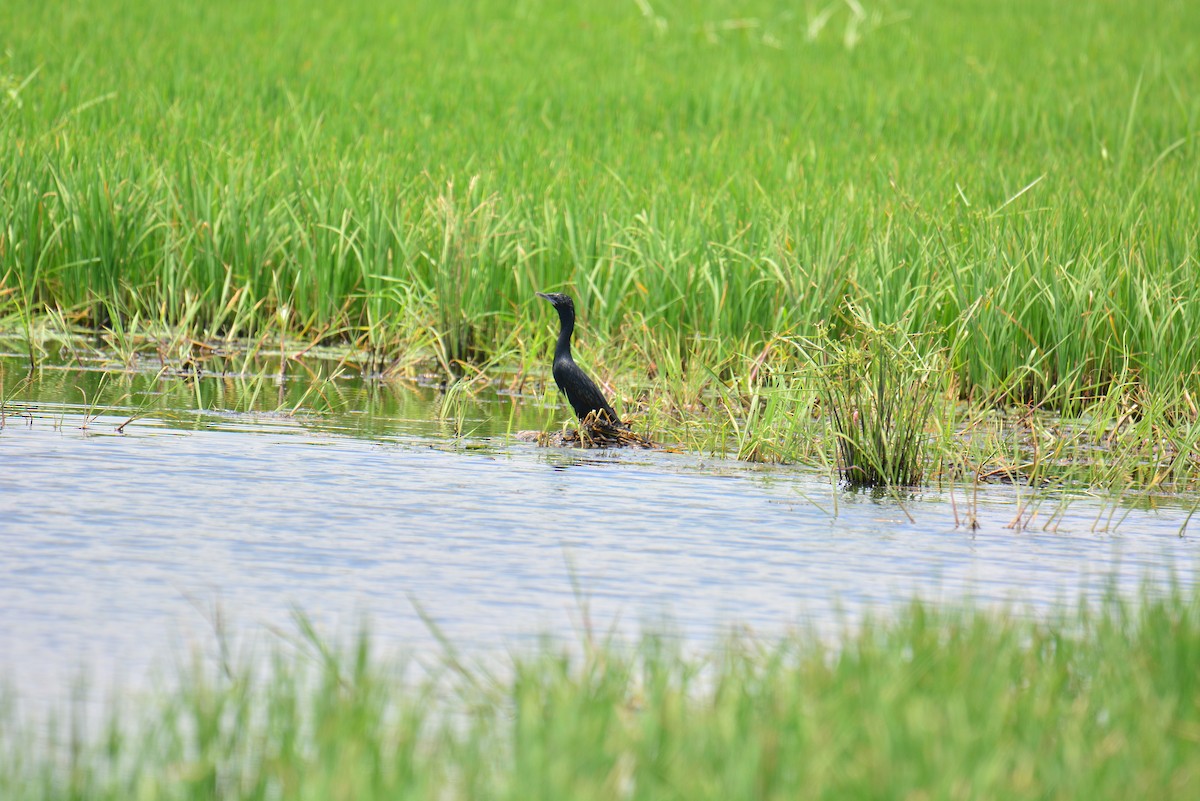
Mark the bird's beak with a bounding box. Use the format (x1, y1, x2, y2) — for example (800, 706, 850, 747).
(535, 292, 551, 302)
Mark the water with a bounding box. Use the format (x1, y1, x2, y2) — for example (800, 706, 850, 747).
(1, 354, 1198, 704)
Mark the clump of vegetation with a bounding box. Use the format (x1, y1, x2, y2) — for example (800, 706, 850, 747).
(4, 588, 1200, 801)
(534, 409, 655, 449)
(809, 309, 944, 488)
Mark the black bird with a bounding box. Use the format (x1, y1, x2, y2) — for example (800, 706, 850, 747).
(536, 292, 622, 426)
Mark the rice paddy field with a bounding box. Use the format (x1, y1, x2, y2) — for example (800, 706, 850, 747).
(2, 0, 1199, 482)
(3, 0, 1200, 797)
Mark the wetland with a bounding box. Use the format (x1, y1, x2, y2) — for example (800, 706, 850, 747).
(2, 0, 1199, 796)
(2, 348, 1197, 706)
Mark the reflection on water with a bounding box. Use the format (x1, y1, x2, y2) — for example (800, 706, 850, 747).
(0, 347, 548, 442)
(1, 353, 1198, 703)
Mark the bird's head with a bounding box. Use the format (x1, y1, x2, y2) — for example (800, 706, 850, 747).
(535, 292, 575, 313)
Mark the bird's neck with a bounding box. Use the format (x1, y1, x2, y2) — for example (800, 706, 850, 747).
(554, 308, 575, 361)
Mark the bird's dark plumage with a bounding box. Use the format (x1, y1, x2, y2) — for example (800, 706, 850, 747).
(536, 292, 622, 426)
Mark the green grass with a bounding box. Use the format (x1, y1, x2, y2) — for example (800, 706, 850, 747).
(3, 588, 1200, 800)
(2, 0, 1199, 484)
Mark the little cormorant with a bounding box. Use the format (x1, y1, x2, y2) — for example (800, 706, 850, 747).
(536, 292, 623, 426)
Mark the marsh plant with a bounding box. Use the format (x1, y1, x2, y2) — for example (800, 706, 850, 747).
(811, 310, 945, 488)
(436, 377, 475, 439)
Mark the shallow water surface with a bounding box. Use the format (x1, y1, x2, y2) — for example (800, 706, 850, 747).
(1, 357, 1198, 703)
